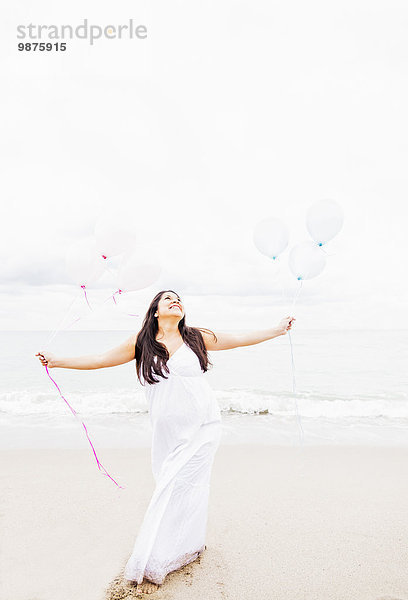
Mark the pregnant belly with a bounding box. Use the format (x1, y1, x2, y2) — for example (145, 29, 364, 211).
(150, 377, 220, 437)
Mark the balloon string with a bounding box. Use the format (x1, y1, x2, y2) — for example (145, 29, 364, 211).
(288, 280, 305, 446)
(65, 316, 82, 329)
(44, 289, 83, 347)
(288, 331, 305, 446)
(59, 288, 140, 333)
(269, 263, 305, 446)
(290, 279, 303, 310)
(44, 285, 94, 349)
(63, 290, 140, 331)
(44, 365, 125, 489)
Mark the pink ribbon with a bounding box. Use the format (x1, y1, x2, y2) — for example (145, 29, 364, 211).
(80, 285, 92, 310)
(45, 365, 125, 489)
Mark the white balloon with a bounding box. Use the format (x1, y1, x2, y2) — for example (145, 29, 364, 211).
(118, 246, 162, 292)
(94, 213, 137, 258)
(65, 239, 106, 287)
(289, 241, 326, 280)
(253, 218, 289, 259)
(306, 199, 344, 245)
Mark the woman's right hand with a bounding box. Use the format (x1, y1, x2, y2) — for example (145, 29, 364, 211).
(35, 351, 56, 368)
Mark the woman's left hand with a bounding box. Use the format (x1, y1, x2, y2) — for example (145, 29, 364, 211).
(277, 316, 296, 336)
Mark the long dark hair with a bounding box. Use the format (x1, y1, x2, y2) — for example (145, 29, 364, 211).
(135, 290, 217, 385)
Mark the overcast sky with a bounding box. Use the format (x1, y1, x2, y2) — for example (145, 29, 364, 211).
(1, 0, 407, 331)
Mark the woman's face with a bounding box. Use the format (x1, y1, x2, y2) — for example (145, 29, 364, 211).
(155, 291, 184, 320)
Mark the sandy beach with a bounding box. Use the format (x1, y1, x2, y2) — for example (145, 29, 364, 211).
(1, 445, 407, 600)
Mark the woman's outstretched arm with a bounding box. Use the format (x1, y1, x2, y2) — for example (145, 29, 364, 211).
(200, 316, 295, 351)
(35, 333, 137, 369)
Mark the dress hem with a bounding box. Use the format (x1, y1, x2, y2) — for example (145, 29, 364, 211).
(123, 544, 206, 585)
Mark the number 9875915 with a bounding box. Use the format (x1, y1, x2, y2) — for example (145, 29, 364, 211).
(18, 42, 66, 51)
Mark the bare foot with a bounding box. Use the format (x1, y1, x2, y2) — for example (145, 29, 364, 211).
(136, 579, 160, 594)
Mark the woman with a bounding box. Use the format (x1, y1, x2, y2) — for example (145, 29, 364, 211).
(36, 290, 295, 595)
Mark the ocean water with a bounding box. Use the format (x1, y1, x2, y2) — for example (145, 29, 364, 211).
(0, 329, 407, 448)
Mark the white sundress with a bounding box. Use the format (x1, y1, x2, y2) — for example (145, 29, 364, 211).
(124, 341, 222, 585)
